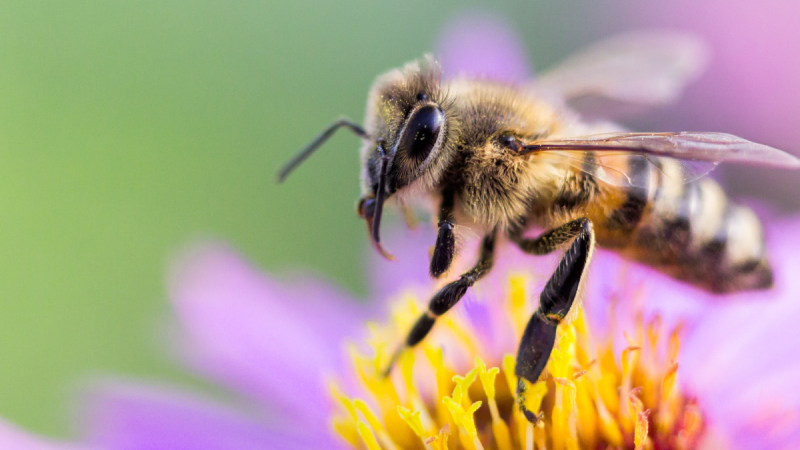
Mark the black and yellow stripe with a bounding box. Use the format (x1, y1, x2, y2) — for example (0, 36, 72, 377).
(568, 155, 771, 294)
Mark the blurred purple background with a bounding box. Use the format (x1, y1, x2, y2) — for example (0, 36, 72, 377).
(612, 1, 800, 209)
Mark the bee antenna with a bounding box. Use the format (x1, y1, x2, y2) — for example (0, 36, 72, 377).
(276, 118, 369, 183)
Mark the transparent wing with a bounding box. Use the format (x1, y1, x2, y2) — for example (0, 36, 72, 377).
(536, 31, 709, 118)
(537, 152, 718, 188)
(528, 132, 800, 189)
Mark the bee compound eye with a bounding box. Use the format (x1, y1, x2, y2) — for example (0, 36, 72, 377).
(399, 105, 444, 161)
(499, 134, 521, 152)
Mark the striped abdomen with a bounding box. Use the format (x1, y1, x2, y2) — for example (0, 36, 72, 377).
(582, 156, 772, 293)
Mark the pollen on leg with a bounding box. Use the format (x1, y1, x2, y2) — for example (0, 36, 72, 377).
(329, 274, 706, 449)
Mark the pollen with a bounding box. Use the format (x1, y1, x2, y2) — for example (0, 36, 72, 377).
(330, 276, 705, 449)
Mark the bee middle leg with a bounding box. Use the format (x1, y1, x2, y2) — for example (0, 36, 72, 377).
(385, 229, 497, 376)
(511, 218, 595, 422)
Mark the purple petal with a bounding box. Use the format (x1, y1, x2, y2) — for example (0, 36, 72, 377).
(435, 9, 533, 83)
(680, 217, 800, 382)
(366, 225, 436, 301)
(83, 382, 342, 450)
(584, 248, 713, 344)
(663, 217, 800, 448)
(169, 243, 369, 427)
(0, 420, 85, 450)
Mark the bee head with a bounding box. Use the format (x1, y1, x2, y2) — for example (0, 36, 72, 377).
(357, 56, 456, 258)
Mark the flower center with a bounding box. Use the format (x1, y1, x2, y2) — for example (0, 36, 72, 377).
(329, 273, 705, 450)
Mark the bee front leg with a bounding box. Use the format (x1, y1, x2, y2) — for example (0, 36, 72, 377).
(430, 188, 456, 278)
(513, 218, 595, 423)
(384, 230, 497, 376)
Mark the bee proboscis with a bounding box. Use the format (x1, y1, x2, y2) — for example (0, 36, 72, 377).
(277, 31, 800, 421)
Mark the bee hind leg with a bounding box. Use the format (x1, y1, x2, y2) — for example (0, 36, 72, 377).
(509, 217, 593, 256)
(513, 218, 595, 422)
(383, 230, 497, 377)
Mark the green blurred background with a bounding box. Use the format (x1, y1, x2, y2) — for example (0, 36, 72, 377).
(0, 0, 601, 436)
(1, 0, 797, 437)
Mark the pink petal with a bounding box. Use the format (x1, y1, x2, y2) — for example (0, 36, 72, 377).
(435, 9, 533, 82)
(669, 216, 800, 449)
(366, 225, 436, 301)
(0, 420, 86, 450)
(83, 382, 340, 450)
(169, 243, 369, 427)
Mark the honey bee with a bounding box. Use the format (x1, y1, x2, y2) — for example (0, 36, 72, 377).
(277, 32, 800, 422)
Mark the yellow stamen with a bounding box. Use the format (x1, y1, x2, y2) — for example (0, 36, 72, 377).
(354, 398, 401, 450)
(348, 345, 400, 411)
(504, 355, 532, 447)
(634, 409, 651, 450)
(425, 346, 454, 424)
(397, 405, 434, 450)
(477, 358, 513, 450)
(518, 377, 548, 419)
(357, 421, 383, 450)
(426, 424, 451, 450)
(620, 345, 641, 433)
(399, 350, 416, 396)
(452, 366, 478, 405)
(574, 375, 598, 447)
(668, 325, 683, 363)
(508, 273, 531, 334)
(330, 270, 705, 450)
(657, 362, 680, 435)
(548, 323, 577, 379)
(397, 406, 425, 438)
(332, 415, 360, 448)
(330, 383, 358, 421)
(501, 355, 517, 400)
(354, 399, 387, 437)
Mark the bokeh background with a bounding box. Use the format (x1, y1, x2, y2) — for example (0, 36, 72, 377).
(1, 0, 797, 437)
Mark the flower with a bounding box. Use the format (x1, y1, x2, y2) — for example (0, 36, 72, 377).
(4, 219, 798, 449)
(331, 254, 705, 450)
(77, 213, 800, 450)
